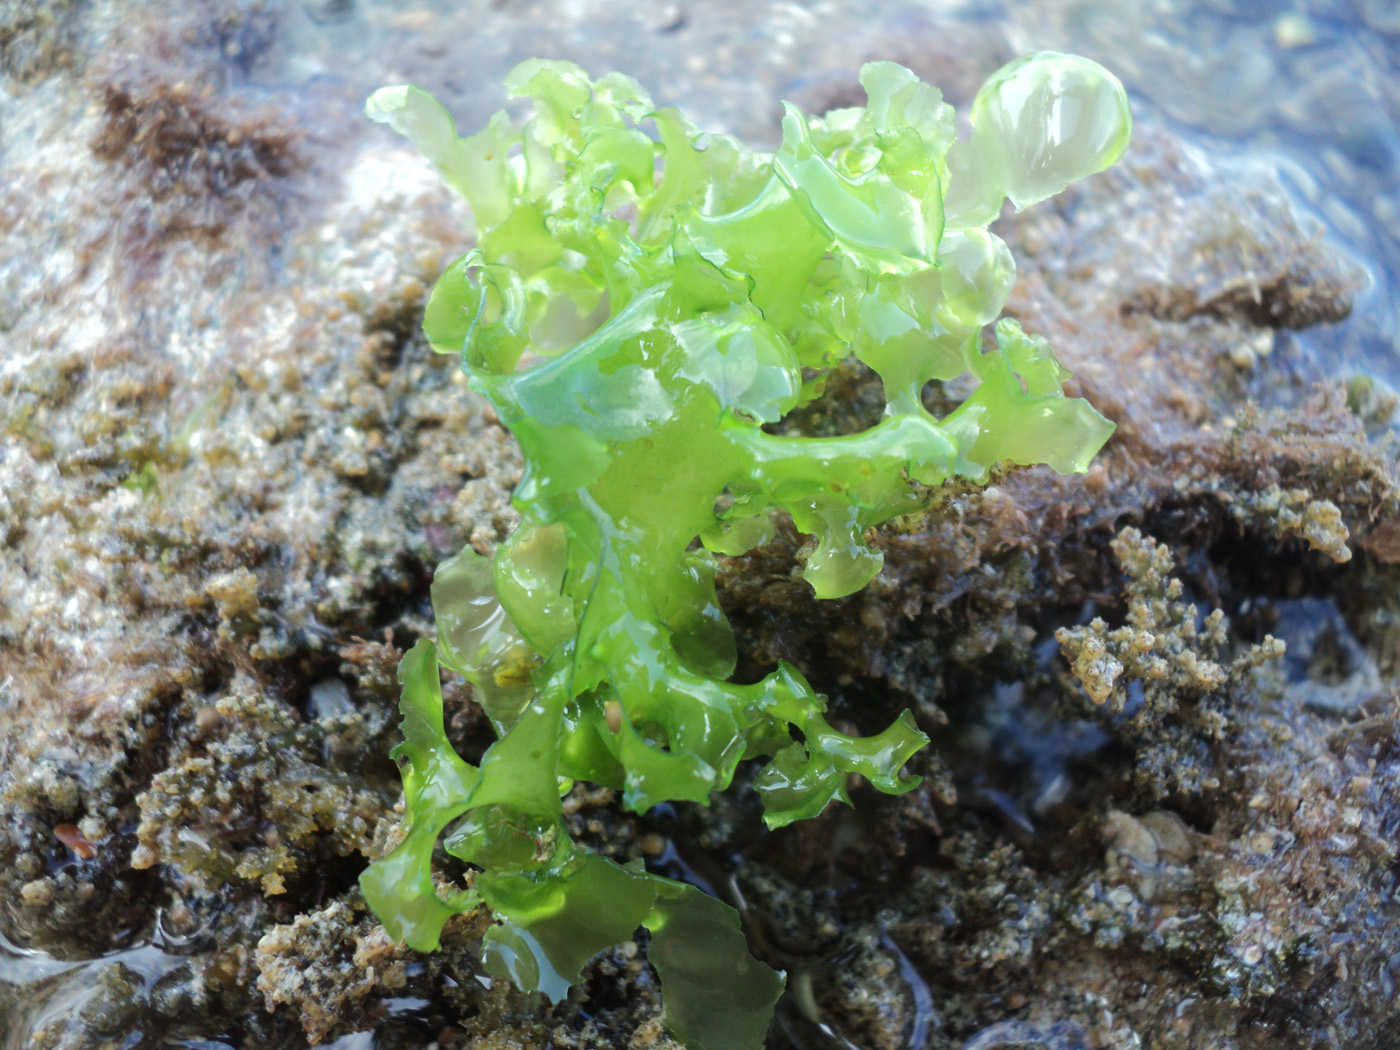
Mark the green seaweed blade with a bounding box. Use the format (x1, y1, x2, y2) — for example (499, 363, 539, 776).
(361, 49, 1130, 1050)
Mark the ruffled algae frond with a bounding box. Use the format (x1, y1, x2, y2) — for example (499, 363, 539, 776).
(360, 52, 1130, 1050)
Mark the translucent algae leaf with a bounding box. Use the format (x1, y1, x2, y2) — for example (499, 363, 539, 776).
(362, 51, 1129, 1050)
(648, 883, 787, 1050)
(945, 51, 1133, 222)
(358, 639, 480, 952)
(365, 87, 515, 231)
(480, 854, 660, 1001)
(361, 639, 782, 1049)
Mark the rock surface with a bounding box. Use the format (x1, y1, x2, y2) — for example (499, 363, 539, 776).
(1, 2, 1397, 1049)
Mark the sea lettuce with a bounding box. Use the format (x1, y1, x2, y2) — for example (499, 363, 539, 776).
(362, 52, 1130, 1050)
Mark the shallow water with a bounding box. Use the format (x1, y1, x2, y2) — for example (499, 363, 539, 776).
(1005, 0, 1400, 396)
(0, 928, 187, 1050)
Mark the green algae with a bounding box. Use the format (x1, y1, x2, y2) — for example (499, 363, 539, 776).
(360, 52, 1129, 1049)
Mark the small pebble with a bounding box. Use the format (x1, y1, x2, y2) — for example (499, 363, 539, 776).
(20, 878, 54, 905)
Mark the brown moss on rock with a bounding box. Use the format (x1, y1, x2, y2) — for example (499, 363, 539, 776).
(130, 689, 385, 895)
(256, 899, 414, 1045)
(0, 0, 77, 82)
(90, 66, 300, 210)
(1056, 526, 1286, 719)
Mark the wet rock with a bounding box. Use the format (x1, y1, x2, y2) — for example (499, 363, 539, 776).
(256, 899, 411, 1045)
(2, 2, 1398, 1050)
